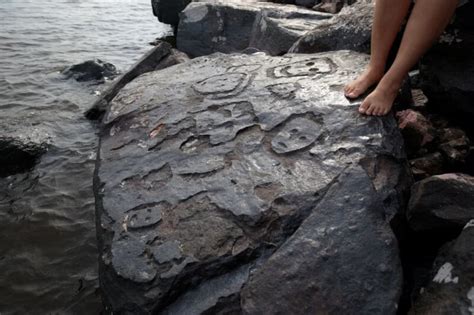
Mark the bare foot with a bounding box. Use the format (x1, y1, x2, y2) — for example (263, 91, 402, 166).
(358, 84, 399, 116)
(344, 67, 384, 99)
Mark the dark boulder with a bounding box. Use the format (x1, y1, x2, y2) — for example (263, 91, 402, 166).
(94, 50, 411, 313)
(407, 173, 474, 231)
(176, 1, 332, 57)
(151, 0, 191, 28)
(289, 0, 373, 54)
(0, 137, 48, 177)
(410, 220, 474, 314)
(409, 152, 445, 180)
(62, 59, 119, 83)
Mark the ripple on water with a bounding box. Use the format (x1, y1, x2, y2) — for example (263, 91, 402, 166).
(0, 0, 171, 313)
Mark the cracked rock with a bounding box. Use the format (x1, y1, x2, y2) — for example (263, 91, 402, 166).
(177, 1, 332, 57)
(94, 51, 411, 313)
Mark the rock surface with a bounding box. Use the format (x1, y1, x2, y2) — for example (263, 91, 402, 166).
(177, 1, 332, 57)
(313, 0, 356, 14)
(62, 59, 119, 83)
(151, 0, 191, 28)
(289, 0, 373, 54)
(407, 174, 474, 231)
(0, 135, 49, 178)
(94, 50, 412, 313)
(396, 110, 435, 156)
(85, 42, 189, 120)
(410, 220, 474, 314)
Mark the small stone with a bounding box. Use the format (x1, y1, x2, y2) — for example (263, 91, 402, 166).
(396, 109, 435, 156)
(411, 89, 428, 108)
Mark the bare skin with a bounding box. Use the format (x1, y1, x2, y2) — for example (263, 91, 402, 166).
(345, 0, 460, 116)
(344, 0, 411, 99)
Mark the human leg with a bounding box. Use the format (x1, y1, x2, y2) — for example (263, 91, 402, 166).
(344, 0, 412, 99)
(361, 0, 459, 116)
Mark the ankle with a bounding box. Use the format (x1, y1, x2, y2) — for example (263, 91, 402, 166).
(366, 64, 385, 79)
(376, 78, 402, 95)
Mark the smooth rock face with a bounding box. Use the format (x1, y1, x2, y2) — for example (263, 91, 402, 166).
(290, 0, 373, 54)
(177, 1, 332, 57)
(407, 174, 474, 231)
(95, 51, 410, 313)
(410, 221, 474, 314)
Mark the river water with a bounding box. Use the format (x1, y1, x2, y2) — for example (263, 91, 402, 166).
(0, 0, 170, 313)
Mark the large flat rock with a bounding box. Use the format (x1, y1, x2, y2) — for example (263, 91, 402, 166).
(95, 51, 411, 313)
(177, 1, 332, 57)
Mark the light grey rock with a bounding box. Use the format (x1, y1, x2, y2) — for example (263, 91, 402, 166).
(95, 51, 411, 313)
(177, 1, 332, 57)
(410, 221, 474, 314)
(290, 0, 373, 54)
(407, 173, 474, 231)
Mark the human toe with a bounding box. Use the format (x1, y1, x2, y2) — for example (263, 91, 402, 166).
(359, 99, 370, 114)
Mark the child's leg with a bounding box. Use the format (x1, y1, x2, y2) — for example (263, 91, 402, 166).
(360, 0, 459, 116)
(344, 0, 412, 99)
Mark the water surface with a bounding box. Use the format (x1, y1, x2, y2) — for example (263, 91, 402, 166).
(0, 0, 170, 313)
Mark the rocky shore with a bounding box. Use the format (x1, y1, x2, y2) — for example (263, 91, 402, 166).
(87, 0, 474, 313)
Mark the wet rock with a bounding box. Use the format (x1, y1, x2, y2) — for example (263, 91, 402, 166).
(94, 51, 411, 313)
(409, 152, 445, 180)
(407, 174, 474, 231)
(396, 110, 436, 156)
(410, 221, 474, 314)
(289, 0, 373, 54)
(0, 137, 48, 178)
(177, 1, 332, 57)
(419, 2, 474, 124)
(85, 42, 189, 120)
(62, 59, 119, 82)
